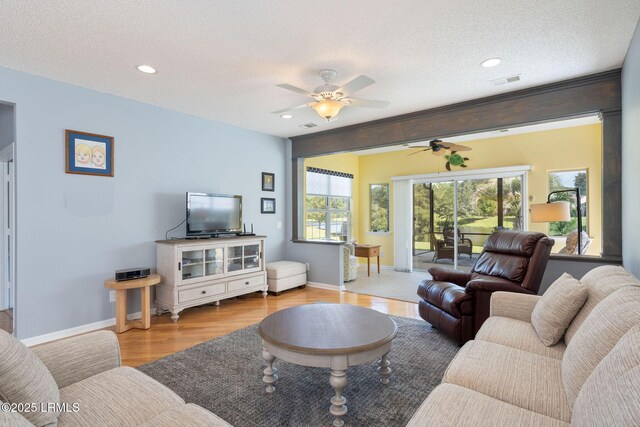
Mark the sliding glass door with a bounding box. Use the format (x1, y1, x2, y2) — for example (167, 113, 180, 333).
(412, 172, 525, 271)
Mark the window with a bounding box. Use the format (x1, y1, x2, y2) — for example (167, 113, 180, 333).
(305, 168, 353, 241)
(548, 170, 588, 236)
(369, 184, 389, 232)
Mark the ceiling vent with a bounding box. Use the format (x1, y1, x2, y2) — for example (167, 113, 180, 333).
(299, 123, 318, 129)
(490, 74, 521, 86)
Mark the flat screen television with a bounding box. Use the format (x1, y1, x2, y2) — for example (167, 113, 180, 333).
(186, 193, 242, 236)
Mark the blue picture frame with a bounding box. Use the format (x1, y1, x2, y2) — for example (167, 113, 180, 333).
(65, 129, 114, 177)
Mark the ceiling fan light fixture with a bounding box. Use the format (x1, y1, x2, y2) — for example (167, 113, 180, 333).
(310, 100, 344, 121)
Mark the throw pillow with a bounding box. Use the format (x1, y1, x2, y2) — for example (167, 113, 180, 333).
(532, 273, 588, 346)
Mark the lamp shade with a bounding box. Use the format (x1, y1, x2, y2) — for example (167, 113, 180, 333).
(310, 100, 344, 121)
(530, 201, 571, 223)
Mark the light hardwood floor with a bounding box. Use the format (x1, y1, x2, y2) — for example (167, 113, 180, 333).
(115, 287, 420, 367)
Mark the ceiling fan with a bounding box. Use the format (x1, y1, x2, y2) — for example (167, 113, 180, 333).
(406, 138, 472, 170)
(405, 139, 472, 157)
(272, 69, 389, 122)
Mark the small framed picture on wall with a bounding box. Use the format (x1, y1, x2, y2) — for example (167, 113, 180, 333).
(65, 129, 114, 177)
(261, 198, 276, 214)
(262, 172, 275, 191)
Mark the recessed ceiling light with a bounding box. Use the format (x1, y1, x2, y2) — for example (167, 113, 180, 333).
(280, 114, 293, 119)
(137, 65, 157, 74)
(481, 58, 502, 68)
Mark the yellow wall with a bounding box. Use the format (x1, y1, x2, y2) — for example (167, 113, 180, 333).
(304, 153, 360, 241)
(305, 124, 603, 265)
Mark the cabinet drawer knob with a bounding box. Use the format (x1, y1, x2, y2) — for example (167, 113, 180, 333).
(201, 290, 207, 294)
(245, 281, 250, 285)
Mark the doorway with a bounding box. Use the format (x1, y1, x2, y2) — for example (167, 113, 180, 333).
(0, 102, 16, 335)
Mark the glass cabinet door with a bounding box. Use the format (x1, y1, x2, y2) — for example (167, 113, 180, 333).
(227, 243, 261, 273)
(227, 245, 243, 272)
(205, 247, 224, 276)
(243, 244, 260, 269)
(181, 249, 204, 281)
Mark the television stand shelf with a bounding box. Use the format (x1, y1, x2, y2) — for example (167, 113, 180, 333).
(155, 235, 267, 322)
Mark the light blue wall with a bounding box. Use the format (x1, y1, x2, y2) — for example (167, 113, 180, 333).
(0, 66, 287, 339)
(283, 140, 343, 287)
(622, 19, 640, 279)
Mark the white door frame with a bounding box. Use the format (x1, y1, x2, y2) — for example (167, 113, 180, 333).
(0, 143, 15, 330)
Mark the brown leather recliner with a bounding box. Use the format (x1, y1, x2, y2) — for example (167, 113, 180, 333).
(417, 230, 554, 345)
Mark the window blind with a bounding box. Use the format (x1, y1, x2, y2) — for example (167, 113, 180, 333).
(306, 167, 353, 197)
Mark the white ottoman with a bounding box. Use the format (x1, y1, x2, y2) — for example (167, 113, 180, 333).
(266, 261, 307, 295)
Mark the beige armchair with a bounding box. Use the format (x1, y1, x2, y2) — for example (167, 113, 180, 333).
(558, 230, 591, 254)
(343, 243, 358, 282)
(0, 329, 231, 426)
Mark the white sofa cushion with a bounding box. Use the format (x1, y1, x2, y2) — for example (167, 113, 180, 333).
(475, 316, 566, 359)
(443, 340, 571, 422)
(562, 286, 640, 408)
(0, 329, 60, 426)
(58, 366, 184, 426)
(564, 265, 639, 344)
(406, 383, 569, 427)
(571, 325, 640, 426)
(266, 261, 306, 279)
(531, 273, 587, 346)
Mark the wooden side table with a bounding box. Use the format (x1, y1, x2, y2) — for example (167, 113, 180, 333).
(104, 274, 161, 333)
(354, 244, 381, 277)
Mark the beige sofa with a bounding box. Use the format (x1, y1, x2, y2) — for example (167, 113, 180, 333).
(407, 265, 640, 426)
(0, 329, 231, 426)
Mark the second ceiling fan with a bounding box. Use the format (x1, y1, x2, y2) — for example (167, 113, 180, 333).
(406, 139, 472, 170)
(273, 69, 389, 121)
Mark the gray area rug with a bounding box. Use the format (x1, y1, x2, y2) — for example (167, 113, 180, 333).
(138, 314, 459, 427)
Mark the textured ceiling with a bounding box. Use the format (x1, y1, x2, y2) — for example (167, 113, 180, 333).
(0, 1, 638, 138)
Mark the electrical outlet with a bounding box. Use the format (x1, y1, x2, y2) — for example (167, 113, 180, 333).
(277, 221, 283, 229)
(381, 251, 385, 257)
(109, 290, 116, 302)
(305, 262, 310, 271)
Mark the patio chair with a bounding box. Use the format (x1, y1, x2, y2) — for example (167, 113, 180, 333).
(443, 227, 473, 259)
(430, 232, 455, 263)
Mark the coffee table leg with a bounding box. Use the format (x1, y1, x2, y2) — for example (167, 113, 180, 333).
(378, 352, 391, 384)
(262, 346, 278, 393)
(329, 369, 347, 427)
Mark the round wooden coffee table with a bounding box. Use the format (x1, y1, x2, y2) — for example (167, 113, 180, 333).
(258, 303, 398, 427)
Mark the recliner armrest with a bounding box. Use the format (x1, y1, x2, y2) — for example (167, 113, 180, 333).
(465, 278, 531, 294)
(427, 267, 472, 286)
(32, 330, 121, 389)
(490, 291, 541, 322)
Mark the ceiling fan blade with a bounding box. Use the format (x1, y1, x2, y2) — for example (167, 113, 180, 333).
(335, 75, 375, 96)
(345, 98, 390, 109)
(271, 103, 312, 114)
(433, 149, 447, 157)
(408, 148, 431, 156)
(449, 144, 472, 152)
(437, 141, 455, 148)
(276, 83, 314, 97)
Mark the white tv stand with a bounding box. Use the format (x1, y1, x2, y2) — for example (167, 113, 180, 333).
(155, 235, 267, 322)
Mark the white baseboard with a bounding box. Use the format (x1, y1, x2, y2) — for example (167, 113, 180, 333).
(357, 263, 394, 271)
(306, 281, 344, 291)
(21, 310, 153, 347)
